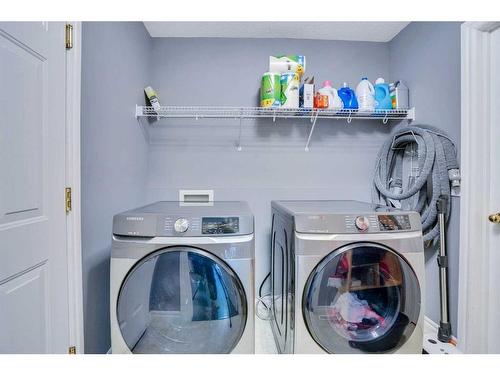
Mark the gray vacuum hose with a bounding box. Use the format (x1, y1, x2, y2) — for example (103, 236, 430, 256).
(372, 125, 459, 241)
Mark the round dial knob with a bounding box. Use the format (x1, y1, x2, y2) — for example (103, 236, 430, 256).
(174, 218, 189, 233)
(354, 216, 370, 232)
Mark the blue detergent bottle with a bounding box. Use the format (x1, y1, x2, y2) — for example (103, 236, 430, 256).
(338, 82, 358, 110)
(374, 78, 392, 110)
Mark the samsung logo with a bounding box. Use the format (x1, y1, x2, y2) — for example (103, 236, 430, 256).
(126, 216, 144, 221)
(307, 215, 326, 220)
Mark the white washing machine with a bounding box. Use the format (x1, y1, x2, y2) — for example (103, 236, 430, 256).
(110, 201, 254, 354)
(270, 200, 424, 354)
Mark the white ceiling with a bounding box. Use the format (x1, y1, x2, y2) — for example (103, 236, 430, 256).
(143, 22, 410, 42)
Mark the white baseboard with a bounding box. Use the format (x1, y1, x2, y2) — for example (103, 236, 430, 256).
(424, 316, 462, 354)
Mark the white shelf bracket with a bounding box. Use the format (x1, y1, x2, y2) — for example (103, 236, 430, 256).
(407, 107, 416, 122)
(310, 109, 316, 123)
(236, 114, 243, 151)
(305, 111, 320, 152)
(347, 110, 353, 124)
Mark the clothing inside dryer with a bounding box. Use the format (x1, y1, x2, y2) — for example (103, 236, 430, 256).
(117, 248, 246, 354)
(303, 244, 420, 353)
(321, 248, 401, 340)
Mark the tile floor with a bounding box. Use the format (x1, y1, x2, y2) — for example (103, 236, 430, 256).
(254, 311, 461, 354)
(255, 315, 277, 354)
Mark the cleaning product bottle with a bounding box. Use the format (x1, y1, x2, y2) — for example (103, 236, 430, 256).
(314, 93, 329, 109)
(355, 77, 375, 112)
(374, 78, 392, 110)
(318, 80, 343, 110)
(144, 86, 161, 112)
(338, 82, 358, 110)
(389, 80, 409, 109)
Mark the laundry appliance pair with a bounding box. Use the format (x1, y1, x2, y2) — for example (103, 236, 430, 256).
(109, 200, 425, 354)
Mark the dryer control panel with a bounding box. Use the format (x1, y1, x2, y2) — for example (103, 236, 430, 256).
(273, 200, 422, 235)
(377, 214, 412, 231)
(344, 214, 413, 233)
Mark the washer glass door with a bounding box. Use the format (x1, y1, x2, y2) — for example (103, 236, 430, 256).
(117, 246, 247, 354)
(303, 243, 420, 353)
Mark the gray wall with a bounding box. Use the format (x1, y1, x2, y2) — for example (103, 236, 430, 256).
(146, 37, 392, 294)
(81, 22, 151, 353)
(389, 22, 462, 333)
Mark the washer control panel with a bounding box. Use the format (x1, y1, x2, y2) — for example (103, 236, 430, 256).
(345, 214, 412, 233)
(112, 201, 254, 237)
(161, 216, 240, 236)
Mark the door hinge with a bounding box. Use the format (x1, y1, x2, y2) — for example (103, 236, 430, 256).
(68, 346, 76, 354)
(65, 187, 72, 213)
(65, 24, 73, 50)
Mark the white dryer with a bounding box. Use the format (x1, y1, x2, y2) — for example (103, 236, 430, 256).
(270, 200, 424, 354)
(110, 201, 254, 354)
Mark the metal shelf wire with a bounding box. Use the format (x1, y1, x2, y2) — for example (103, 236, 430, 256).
(136, 105, 415, 122)
(135, 105, 415, 151)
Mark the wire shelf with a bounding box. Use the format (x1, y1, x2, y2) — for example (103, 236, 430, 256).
(135, 105, 415, 151)
(136, 105, 415, 122)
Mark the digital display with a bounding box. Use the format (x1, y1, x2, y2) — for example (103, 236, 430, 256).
(202, 217, 239, 234)
(378, 214, 411, 231)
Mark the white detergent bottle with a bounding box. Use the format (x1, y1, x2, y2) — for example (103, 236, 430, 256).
(318, 80, 343, 110)
(356, 77, 375, 112)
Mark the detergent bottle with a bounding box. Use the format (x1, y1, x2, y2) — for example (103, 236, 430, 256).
(338, 82, 358, 110)
(318, 80, 343, 110)
(374, 78, 392, 110)
(355, 77, 375, 112)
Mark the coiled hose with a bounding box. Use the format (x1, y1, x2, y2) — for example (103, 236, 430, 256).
(372, 125, 459, 242)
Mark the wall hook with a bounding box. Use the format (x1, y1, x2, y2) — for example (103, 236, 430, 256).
(383, 112, 389, 124)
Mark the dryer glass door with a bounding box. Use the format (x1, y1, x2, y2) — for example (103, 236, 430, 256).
(303, 243, 420, 353)
(116, 247, 247, 354)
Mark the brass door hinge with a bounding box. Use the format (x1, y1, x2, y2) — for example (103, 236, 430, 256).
(65, 24, 73, 50)
(68, 346, 76, 354)
(65, 187, 72, 213)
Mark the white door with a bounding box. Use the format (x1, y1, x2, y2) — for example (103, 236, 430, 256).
(0, 22, 70, 353)
(460, 22, 500, 354)
(487, 26, 500, 354)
